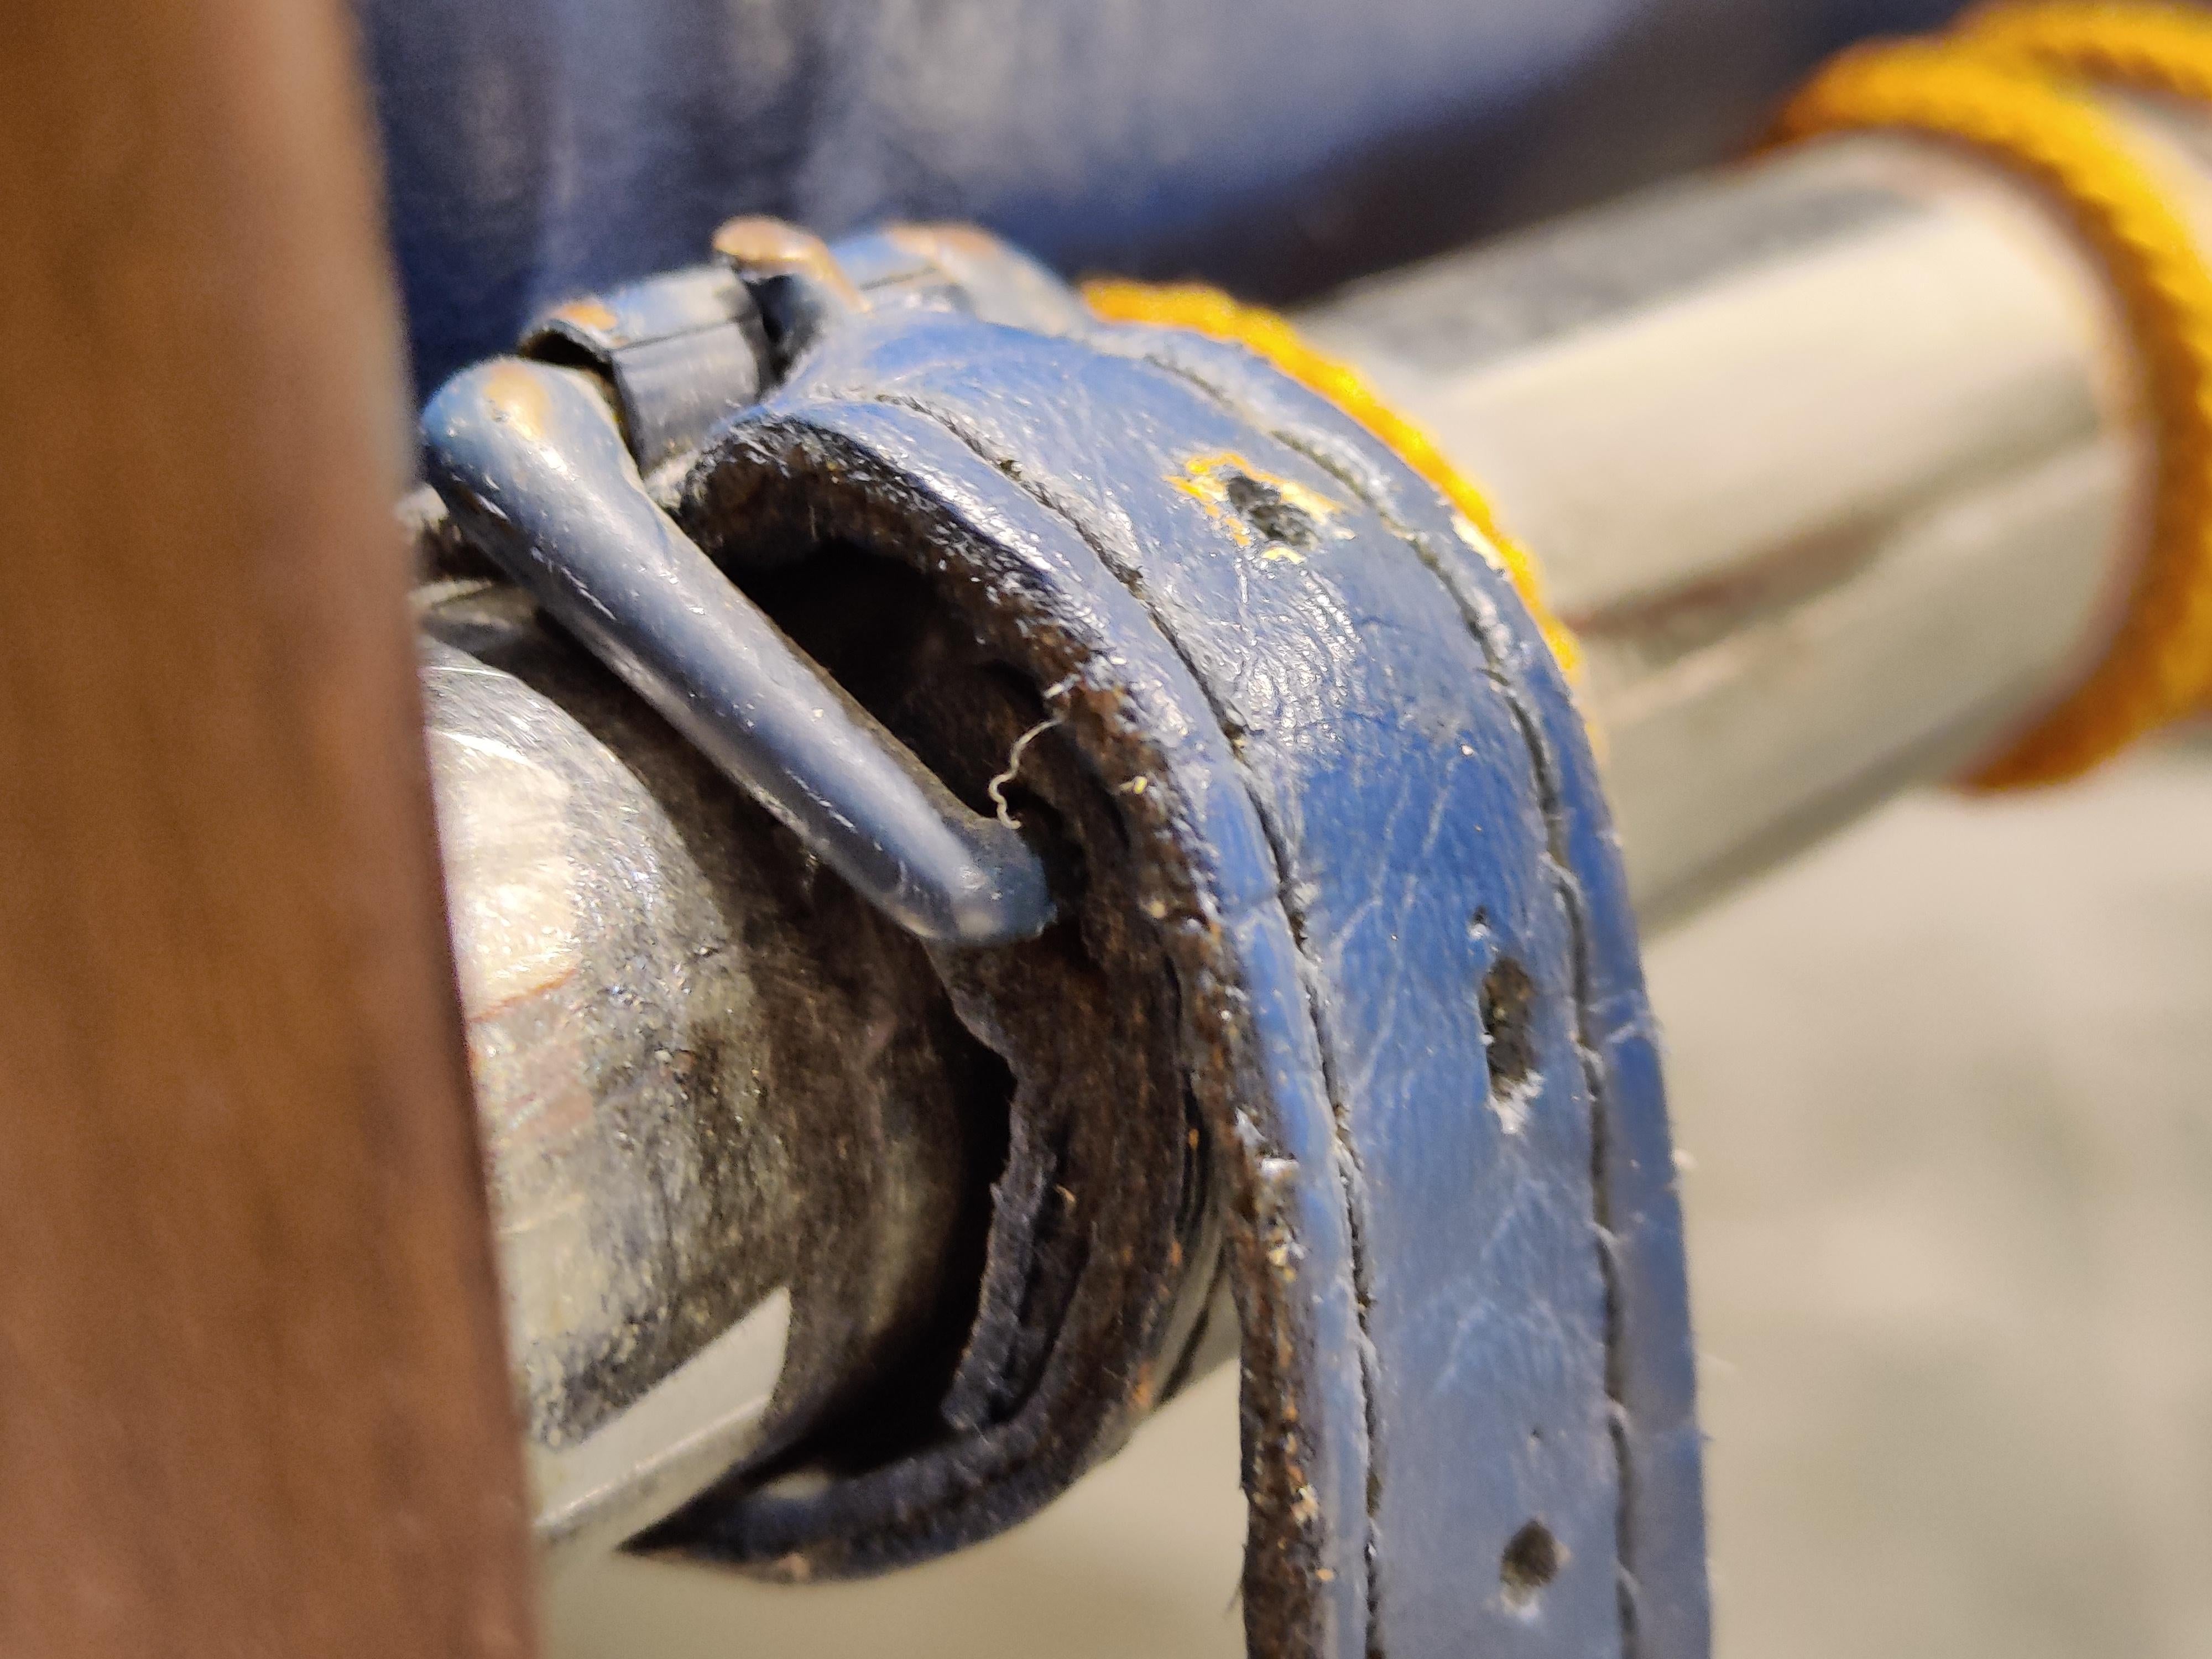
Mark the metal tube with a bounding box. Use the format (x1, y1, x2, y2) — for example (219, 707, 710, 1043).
(1297, 131, 2151, 924)
(420, 586, 988, 1572)
(422, 117, 2191, 1553)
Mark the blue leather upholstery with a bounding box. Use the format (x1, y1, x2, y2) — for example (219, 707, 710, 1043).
(359, 0, 1974, 400)
(606, 248, 1708, 1656)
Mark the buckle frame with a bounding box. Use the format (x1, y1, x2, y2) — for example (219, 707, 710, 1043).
(420, 229, 1057, 947)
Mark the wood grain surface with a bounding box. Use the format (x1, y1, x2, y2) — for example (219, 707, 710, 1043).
(0, 0, 539, 1653)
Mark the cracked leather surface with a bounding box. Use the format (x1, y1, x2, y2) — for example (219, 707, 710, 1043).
(627, 264, 1708, 1656)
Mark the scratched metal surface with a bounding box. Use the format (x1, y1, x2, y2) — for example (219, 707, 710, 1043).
(421, 613, 787, 1450)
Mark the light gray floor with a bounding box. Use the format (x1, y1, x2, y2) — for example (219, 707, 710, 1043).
(549, 737, 2212, 1658)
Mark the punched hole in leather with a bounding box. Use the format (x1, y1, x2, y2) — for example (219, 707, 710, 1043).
(429, 223, 1708, 1659)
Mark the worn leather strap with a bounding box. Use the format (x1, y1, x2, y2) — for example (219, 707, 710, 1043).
(614, 239, 1708, 1657)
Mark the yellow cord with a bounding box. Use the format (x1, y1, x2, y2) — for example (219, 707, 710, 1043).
(1961, 1, 2212, 101)
(1082, 279, 1583, 685)
(1778, 24, 2212, 788)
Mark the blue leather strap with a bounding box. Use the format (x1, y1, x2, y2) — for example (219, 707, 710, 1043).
(625, 262, 1707, 1656)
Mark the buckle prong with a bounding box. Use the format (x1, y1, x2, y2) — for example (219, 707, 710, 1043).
(421, 345, 1057, 947)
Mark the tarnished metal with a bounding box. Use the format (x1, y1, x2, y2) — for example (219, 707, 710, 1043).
(533, 1291, 790, 1568)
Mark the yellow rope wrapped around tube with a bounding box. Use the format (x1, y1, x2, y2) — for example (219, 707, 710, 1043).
(1091, 4, 2212, 787)
(1962, 1, 2212, 102)
(1778, 7, 2212, 787)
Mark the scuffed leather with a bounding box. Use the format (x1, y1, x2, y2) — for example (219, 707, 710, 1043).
(632, 267, 1707, 1656)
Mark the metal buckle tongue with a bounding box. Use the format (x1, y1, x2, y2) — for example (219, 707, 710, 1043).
(419, 237, 1057, 947)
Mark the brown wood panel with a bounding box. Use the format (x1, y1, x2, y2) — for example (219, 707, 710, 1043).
(0, 0, 539, 1653)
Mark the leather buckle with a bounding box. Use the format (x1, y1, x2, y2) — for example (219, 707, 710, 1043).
(419, 234, 1057, 946)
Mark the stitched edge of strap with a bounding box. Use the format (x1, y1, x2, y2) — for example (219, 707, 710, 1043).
(1778, 36, 2212, 787)
(1086, 321, 1648, 1648)
(859, 383, 1386, 1646)
(860, 330, 1636, 1647)
(1079, 279, 1585, 687)
(671, 387, 1371, 1648)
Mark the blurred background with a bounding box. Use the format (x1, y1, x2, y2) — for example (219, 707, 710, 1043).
(547, 729, 2212, 1658)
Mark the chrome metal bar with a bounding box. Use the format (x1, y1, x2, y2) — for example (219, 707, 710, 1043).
(1298, 131, 2152, 925)
(421, 115, 2196, 1557)
(421, 591, 982, 1577)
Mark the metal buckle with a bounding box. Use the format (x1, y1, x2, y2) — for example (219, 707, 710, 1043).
(419, 223, 1057, 946)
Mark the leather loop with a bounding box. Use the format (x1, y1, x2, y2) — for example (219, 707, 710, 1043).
(628, 241, 1707, 1658)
